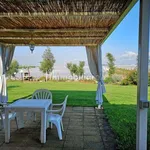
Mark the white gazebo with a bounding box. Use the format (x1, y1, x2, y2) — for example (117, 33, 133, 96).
(0, 0, 149, 149)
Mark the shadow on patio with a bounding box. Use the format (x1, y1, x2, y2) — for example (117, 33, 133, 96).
(0, 93, 117, 150)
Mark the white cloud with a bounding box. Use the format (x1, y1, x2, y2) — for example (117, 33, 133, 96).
(114, 51, 138, 65)
(120, 51, 137, 59)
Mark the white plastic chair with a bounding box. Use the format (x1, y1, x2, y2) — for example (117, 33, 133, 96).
(29, 89, 52, 121)
(46, 95, 68, 140)
(0, 103, 18, 130)
(32, 89, 52, 100)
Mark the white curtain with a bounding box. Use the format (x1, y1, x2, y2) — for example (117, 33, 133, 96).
(86, 45, 106, 105)
(0, 45, 15, 104)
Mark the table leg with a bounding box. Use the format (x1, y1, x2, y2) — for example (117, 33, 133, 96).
(46, 113, 49, 129)
(41, 109, 46, 143)
(17, 112, 24, 129)
(5, 108, 10, 143)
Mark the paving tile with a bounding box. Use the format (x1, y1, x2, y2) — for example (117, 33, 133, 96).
(71, 114, 83, 118)
(64, 140, 84, 148)
(69, 121, 83, 126)
(46, 132, 66, 141)
(68, 125, 83, 130)
(84, 118, 97, 122)
(72, 107, 84, 111)
(84, 122, 98, 127)
(65, 135, 83, 141)
(84, 141, 104, 149)
(0, 106, 116, 150)
(2, 141, 26, 148)
(63, 148, 83, 150)
(83, 112, 95, 116)
(15, 128, 34, 134)
(84, 107, 95, 111)
(70, 118, 83, 122)
(84, 148, 104, 150)
(67, 129, 83, 136)
(84, 135, 102, 142)
(85, 109, 95, 112)
(43, 140, 64, 148)
(84, 126, 99, 131)
(0, 147, 24, 150)
(104, 142, 117, 150)
(41, 148, 62, 150)
(66, 107, 73, 112)
(19, 147, 42, 150)
(84, 114, 97, 118)
(84, 129, 100, 136)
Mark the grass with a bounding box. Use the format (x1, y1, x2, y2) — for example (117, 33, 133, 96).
(7, 81, 150, 149)
(7, 81, 97, 106)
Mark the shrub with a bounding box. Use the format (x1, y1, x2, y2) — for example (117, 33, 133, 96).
(104, 74, 123, 84)
(111, 74, 123, 83)
(120, 79, 130, 85)
(104, 77, 113, 84)
(120, 70, 137, 85)
(127, 70, 137, 85)
(38, 76, 46, 81)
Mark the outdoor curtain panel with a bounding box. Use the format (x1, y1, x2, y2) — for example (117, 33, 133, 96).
(86, 45, 106, 105)
(0, 45, 15, 103)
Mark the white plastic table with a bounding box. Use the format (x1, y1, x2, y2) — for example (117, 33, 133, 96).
(4, 99, 52, 143)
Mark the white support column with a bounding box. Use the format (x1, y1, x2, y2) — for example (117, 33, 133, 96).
(136, 0, 150, 150)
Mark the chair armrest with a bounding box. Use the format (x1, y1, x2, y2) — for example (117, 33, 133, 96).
(47, 107, 63, 114)
(52, 102, 64, 106)
(50, 102, 64, 110)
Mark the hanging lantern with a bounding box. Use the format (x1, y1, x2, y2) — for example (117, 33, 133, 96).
(29, 40, 35, 53)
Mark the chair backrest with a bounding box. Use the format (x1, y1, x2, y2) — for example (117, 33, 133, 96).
(61, 95, 68, 117)
(32, 89, 52, 100)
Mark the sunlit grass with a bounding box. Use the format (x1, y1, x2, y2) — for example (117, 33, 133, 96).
(7, 81, 150, 149)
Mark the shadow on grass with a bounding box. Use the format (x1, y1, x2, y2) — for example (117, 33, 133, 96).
(10, 90, 97, 106)
(7, 85, 20, 89)
(103, 95, 150, 149)
(51, 90, 97, 106)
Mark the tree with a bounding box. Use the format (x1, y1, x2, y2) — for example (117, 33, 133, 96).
(7, 60, 19, 79)
(72, 64, 78, 77)
(67, 63, 73, 76)
(66, 61, 85, 79)
(40, 47, 55, 81)
(106, 53, 115, 77)
(78, 61, 85, 78)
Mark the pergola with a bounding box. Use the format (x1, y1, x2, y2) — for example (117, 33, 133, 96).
(0, 0, 149, 149)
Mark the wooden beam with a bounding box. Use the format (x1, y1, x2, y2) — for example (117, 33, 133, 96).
(0, 37, 103, 40)
(0, 12, 119, 18)
(2, 43, 97, 46)
(0, 28, 108, 33)
(0, 34, 105, 38)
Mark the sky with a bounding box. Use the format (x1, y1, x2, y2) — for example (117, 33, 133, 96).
(13, 2, 149, 75)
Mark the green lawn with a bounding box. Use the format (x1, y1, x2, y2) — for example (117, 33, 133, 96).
(7, 81, 150, 149)
(7, 81, 97, 106)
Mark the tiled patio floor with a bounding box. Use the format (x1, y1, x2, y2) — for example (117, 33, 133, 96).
(0, 107, 116, 150)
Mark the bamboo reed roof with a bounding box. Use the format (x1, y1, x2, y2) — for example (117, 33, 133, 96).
(0, 0, 137, 46)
